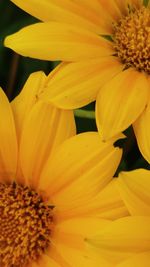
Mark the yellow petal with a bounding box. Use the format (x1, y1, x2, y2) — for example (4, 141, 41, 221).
(97, 0, 128, 20)
(53, 217, 110, 255)
(11, 71, 47, 141)
(20, 101, 75, 188)
(41, 57, 123, 109)
(5, 22, 113, 61)
(10, 0, 112, 34)
(30, 261, 40, 267)
(96, 69, 149, 140)
(38, 132, 122, 212)
(0, 87, 18, 183)
(133, 84, 150, 163)
(46, 245, 71, 267)
(35, 254, 61, 267)
(114, 0, 129, 15)
(49, 244, 112, 267)
(84, 180, 129, 220)
(54, 217, 110, 245)
(117, 169, 150, 215)
(116, 252, 150, 267)
(55, 180, 129, 221)
(88, 216, 150, 264)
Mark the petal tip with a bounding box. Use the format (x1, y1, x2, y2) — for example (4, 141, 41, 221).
(4, 35, 13, 49)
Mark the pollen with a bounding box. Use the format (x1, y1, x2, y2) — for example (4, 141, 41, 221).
(0, 182, 54, 267)
(113, 7, 150, 74)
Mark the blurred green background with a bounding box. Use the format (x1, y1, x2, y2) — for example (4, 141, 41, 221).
(0, 0, 149, 172)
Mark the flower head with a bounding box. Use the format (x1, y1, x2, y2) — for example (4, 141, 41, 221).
(0, 71, 126, 266)
(87, 168, 150, 266)
(5, 0, 150, 162)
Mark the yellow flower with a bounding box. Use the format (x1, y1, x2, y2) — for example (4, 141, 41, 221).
(0, 71, 126, 267)
(5, 0, 150, 162)
(87, 168, 150, 266)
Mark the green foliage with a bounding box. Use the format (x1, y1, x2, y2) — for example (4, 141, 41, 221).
(143, 0, 149, 7)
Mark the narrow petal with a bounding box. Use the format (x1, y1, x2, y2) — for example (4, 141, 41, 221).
(30, 261, 40, 267)
(114, 0, 129, 15)
(55, 180, 129, 221)
(116, 252, 150, 267)
(11, 71, 47, 141)
(35, 254, 61, 267)
(52, 220, 111, 256)
(10, 0, 113, 34)
(38, 132, 122, 212)
(133, 86, 150, 163)
(55, 245, 112, 267)
(0, 88, 18, 183)
(46, 245, 71, 267)
(96, 69, 149, 140)
(117, 169, 150, 215)
(54, 217, 110, 250)
(20, 102, 75, 188)
(83, 180, 129, 220)
(48, 243, 112, 267)
(41, 57, 123, 109)
(5, 22, 113, 61)
(87, 180, 129, 220)
(88, 216, 150, 264)
(97, 0, 128, 19)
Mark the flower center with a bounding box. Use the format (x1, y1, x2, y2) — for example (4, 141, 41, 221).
(113, 7, 150, 74)
(0, 182, 54, 267)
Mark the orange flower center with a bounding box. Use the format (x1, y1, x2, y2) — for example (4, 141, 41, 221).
(0, 182, 54, 267)
(113, 6, 150, 74)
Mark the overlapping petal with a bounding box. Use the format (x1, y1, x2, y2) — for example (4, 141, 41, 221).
(10, 0, 112, 34)
(41, 58, 123, 109)
(53, 217, 110, 249)
(116, 252, 150, 267)
(20, 101, 75, 188)
(96, 69, 149, 140)
(50, 244, 112, 267)
(5, 22, 113, 61)
(34, 254, 61, 267)
(97, 0, 128, 20)
(88, 216, 150, 264)
(55, 180, 129, 221)
(0, 88, 18, 183)
(117, 169, 150, 215)
(133, 84, 150, 164)
(38, 132, 122, 215)
(84, 180, 129, 220)
(11, 71, 47, 141)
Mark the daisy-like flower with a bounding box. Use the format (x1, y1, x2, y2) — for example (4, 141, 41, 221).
(4, 0, 150, 158)
(0, 71, 126, 267)
(87, 168, 150, 267)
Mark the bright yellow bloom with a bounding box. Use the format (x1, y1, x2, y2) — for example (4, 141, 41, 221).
(5, 0, 150, 162)
(0, 71, 126, 266)
(87, 168, 150, 266)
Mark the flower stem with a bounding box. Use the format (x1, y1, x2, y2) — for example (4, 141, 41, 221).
(74, 109, 95, 119)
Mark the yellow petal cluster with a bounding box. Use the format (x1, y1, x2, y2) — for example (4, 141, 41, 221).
(88, 168, 150, 266)
(0, 71, 127, 267)
(4, 0, 150, 162)
(2, 0, 150, 266)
